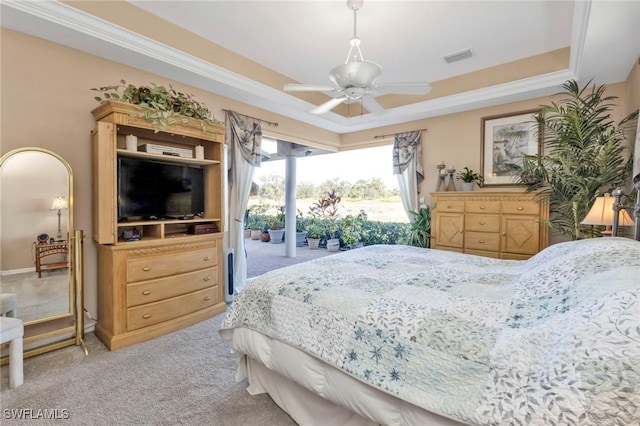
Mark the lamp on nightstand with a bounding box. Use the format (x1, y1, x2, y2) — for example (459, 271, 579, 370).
(51, 196, 68, 240)
(581, 193, 633, 236)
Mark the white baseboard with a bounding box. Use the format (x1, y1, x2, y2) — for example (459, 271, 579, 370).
(1, 267, 35, 276)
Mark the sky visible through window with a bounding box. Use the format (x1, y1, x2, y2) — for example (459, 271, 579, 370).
(253, 144, 398, 189)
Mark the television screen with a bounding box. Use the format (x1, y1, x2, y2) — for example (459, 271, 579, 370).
(118, 157, 205, 220)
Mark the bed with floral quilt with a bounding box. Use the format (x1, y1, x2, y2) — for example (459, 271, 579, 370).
(220, 237, 640, 426)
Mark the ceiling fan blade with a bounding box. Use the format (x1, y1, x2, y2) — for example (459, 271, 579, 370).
(373, 83, 432, 95)
(311, 96, 348, 114)
(283, 83, 336, 92)
(361, 96, 384, 114)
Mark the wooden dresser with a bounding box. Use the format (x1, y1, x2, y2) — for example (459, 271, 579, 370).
(430, 191, 549, 260)
(97, 238, 221, 350)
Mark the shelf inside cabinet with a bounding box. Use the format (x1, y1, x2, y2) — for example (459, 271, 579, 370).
(116, 218, 221, 243)
(116, 149, 219, 166)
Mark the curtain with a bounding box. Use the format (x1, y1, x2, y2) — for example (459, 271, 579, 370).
(226, 111, 262, 292)
(393, 130, 424, 220)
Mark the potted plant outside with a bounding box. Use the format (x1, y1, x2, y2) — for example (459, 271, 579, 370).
(295, 210, 308, 247)
(260, 223, 270, 243)
(268, 208, 285, 244)
(310, 189, 342, 251)
(340, 212, 366, 249)
(305, 222, 324, 250)
(457, 167, 484, 190)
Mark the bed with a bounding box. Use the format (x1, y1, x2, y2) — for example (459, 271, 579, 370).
(219, 237, 640, 425)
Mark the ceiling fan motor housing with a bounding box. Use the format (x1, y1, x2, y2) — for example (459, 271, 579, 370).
(330, 61, 382, 92)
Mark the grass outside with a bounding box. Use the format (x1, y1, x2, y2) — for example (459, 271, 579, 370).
(249, 196, 408, 224)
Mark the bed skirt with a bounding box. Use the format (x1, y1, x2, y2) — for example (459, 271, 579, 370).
(230, 327, 466, 426)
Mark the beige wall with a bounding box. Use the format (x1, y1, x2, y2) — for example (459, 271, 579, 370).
(1, 28, 635, 318)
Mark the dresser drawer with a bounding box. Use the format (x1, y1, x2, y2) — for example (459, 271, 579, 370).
(501, 201, 539, 215)
(464, 231, 500, 252)
(465, 201, 500, 214)
(126, 247, 216, 282)
(127, 267, 218, 307)
(435, 200, 465, 213)
(127, 287, 218, 331)
(464, 214, 500, 232)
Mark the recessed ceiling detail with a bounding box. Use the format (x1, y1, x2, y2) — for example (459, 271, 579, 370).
(1, 0, 638, 135)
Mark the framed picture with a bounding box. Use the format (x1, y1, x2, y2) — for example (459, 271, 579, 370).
(481, 110, 541, 186)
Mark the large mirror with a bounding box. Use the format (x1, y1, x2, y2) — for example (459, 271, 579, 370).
(0, 147, 86, 359)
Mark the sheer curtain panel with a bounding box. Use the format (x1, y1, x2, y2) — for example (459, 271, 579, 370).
(226, 111, 262, 292)
(393, 130, 424, 220)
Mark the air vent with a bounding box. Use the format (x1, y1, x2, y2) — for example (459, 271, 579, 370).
(443, 48, 474, 64)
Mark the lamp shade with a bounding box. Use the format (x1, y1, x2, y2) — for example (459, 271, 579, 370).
(51, 196, 68, 210)
(581, 194, 634, 226)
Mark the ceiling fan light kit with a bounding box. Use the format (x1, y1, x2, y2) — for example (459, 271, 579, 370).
(284, 0, 431, 115)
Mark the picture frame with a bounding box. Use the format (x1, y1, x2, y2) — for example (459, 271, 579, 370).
(480, 110, 541, 186)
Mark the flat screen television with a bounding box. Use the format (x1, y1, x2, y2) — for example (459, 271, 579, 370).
(117, 157, 205, 220)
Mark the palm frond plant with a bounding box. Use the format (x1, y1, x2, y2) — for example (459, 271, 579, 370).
(404, 206, 431, 248)
(518, 80, 638, 240)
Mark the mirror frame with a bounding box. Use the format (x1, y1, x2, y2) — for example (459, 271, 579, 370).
(0, 147, 87, 360)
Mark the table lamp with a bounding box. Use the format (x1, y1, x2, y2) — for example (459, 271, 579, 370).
(581, 193, 633, 236)
(51, 196, 68, 239)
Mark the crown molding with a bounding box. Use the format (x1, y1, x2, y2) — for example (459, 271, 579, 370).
(1, 0, 589, 134)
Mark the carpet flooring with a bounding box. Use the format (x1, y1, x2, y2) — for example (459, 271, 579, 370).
(0, 314, 296, 425)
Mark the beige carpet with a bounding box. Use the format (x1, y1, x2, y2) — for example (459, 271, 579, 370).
(0, 314, 297, 425)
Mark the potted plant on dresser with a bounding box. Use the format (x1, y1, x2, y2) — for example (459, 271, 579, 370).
(457, 167, 484, 190)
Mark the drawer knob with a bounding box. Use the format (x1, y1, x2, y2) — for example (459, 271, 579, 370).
(479, 221, 485, 225)
(142, 266, 151, 272)
(142, 290, 151, 295)
(517, 206, 524, 211)
(204, 296, 211, 301)
(502, 232, 506, 237)
(447, 205, 452, 209)
(480, 206, 486, 210)
(203, 256, 210, 262)
(203, 276, 210, 281)
(143, 314, 151, 319)
(479, 240, 485, 244)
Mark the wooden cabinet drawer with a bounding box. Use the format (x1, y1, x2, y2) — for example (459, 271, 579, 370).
(465, 201, 500, 214)
(127, 287, 218, 331)
(501, 201, 539, 215)
(436, 200, 465, 213)
(127, 247, 216, 282)
(464, 231, 500, 252)
(465, 249, 500, 259)
(464, 214, 500, 232)
(127, 267, 218, 307)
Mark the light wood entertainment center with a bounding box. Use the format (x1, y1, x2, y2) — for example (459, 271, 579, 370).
(91, 101, 226, 350)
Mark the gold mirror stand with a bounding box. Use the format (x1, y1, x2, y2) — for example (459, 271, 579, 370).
(73, 229, 88, 355)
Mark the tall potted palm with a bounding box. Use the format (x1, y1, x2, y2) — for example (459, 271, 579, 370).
(519, 80, 638, 240)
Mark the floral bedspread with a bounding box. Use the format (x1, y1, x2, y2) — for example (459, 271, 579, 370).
(220, 238, 640, 425)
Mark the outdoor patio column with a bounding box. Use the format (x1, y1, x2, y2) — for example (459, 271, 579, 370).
(285, 153, 297, 258)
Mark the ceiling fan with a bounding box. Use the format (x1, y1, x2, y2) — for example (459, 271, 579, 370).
(283, 0, 431, 115)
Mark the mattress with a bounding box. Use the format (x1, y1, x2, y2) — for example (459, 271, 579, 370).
(230, 326, 466, 426)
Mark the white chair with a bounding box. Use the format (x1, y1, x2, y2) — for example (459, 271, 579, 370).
(0, 316, 24, 388)
(0, 293, 18, 317)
